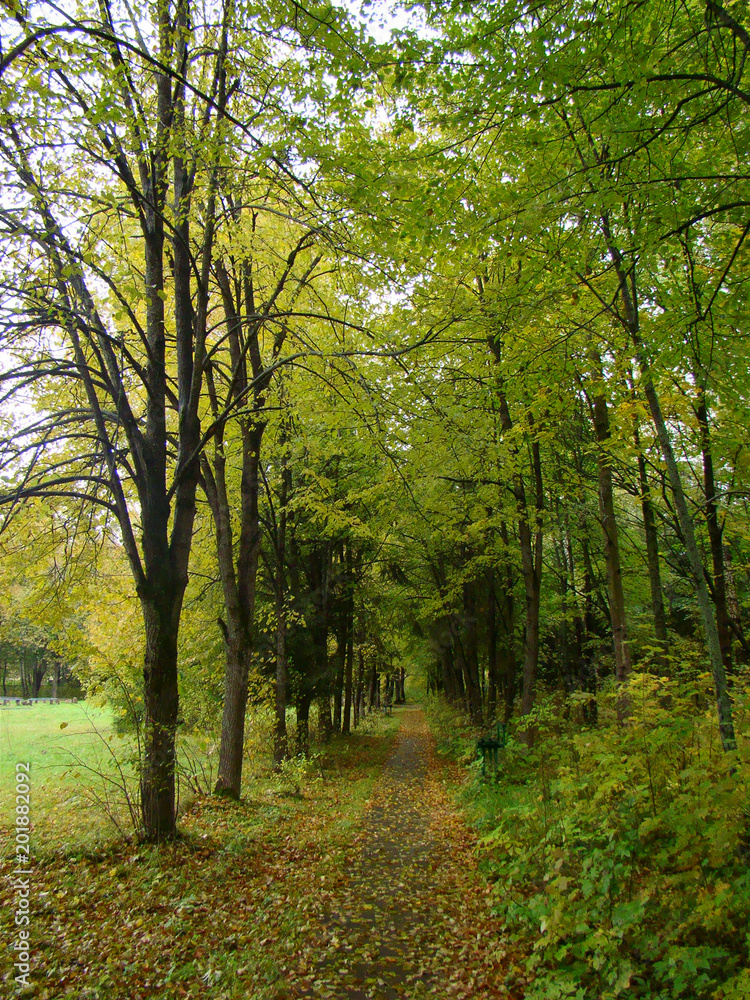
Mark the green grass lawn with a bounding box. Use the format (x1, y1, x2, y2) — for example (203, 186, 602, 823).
(0, 701, 133, 850)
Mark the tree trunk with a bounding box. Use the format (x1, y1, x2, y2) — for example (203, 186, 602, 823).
(343, 598, 354, 735)
(333, 612, 345, 732)
(354, 648, 365, 727)
(368, 665, 379, 710)
(639, 369, 736, 748)
(274, 429, 290, 766)
(214, 625, 253, 797)
(487, 568, 498, 720)
(461, 580, 483, 725)
(208, 424, 264, 798)
(296, 693, 311, 756)
(274, 594, 289, 765)
(724, 545, 750, 662)
(519, 516, 542, 721)
(140, 590, 181, 841)
(578, 536, 599, 723)
(318, 689, 333, 744)
(396, 666, 406, 704)
(696, 399, 733, 674)
(635, 429, 668, 652)
(215, 631, 251, 798)
(602, 231, 736, 751)
(589, 363, 631, 684)
(31, 656, 46, 698)
(488, 361, 543, 730)
(555, 534, 574, 693)
(313, 609, 332, 741)
(438, 622, 459, 703)
(499, 522, 517, 722)
(520, 438, 544, 726)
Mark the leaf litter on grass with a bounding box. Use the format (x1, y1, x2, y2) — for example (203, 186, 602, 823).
(0, 709, 520, 999)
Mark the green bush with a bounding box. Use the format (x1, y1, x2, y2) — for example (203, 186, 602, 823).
(453, 673, 750, 999)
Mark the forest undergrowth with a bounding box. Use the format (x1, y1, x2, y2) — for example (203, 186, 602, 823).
(425, 669, 750, 1000)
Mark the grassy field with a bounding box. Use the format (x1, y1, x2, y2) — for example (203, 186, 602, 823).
(0, 699, 398, 853)
(0, 701, 128, 850)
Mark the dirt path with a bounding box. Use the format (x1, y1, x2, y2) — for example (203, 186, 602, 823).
(288, 707, 510, 999)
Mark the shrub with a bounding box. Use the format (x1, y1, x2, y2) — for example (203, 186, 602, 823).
(463, 673, 750, 999)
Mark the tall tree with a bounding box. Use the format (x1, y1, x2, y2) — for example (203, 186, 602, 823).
(0, 0, 239, 837)
(201, 198, 324, 797)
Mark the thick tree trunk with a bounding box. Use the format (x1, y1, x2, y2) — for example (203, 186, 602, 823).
(215, 632, 251, 798)
(385, 674, 394, 704)
(209, 424, 264, 798)
(214, 629, 254, 796)
(31, 658, 46, 698)
(214, 628, 254, 796)
(140, 591, 181, 841)
(396, 666, 406, 703)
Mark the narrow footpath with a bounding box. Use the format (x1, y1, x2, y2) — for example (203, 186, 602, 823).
(289, 706, 512, 999)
